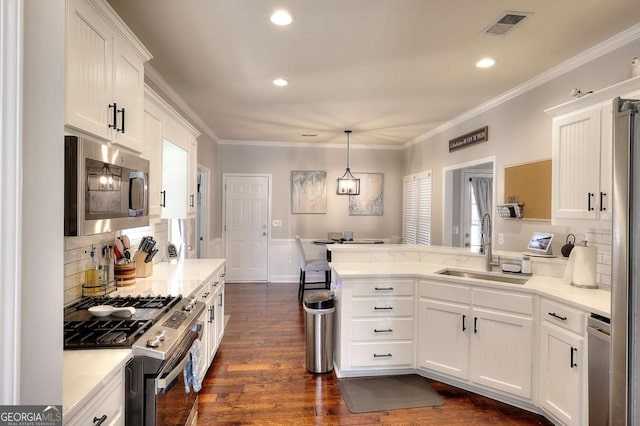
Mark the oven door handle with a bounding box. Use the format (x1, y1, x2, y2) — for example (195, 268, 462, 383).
(156, 355, 190, 392)
(155, 322, 203, 393)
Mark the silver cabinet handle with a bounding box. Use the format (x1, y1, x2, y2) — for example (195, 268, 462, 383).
(374, 306, 393, 310)
(374, 329, 393, 333)
(374, 287, 394, 291)
(373, 353, 392, 358)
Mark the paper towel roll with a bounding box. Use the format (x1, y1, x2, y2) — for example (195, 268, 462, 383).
(568, 245, 598, 288)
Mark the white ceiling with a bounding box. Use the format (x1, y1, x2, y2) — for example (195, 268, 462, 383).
(107, 0, 640, 146)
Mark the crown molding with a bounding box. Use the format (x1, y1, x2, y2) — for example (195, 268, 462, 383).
(144, 64, 218, 142)
(406, 22, 640, 148)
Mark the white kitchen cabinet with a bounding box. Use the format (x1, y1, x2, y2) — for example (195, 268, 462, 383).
(188, 135, 198, 217)
(416, 282, 534, 400)
(214, 270, 226, 344)
(65, 366, 124, 426)
(334, 278, 415, 374)
(142, 92, 164, 221)
(143, 86, 201, 220)
(539, 299, 587, 426)
(469, 304, 533, 399)
(417, 281, 471, 380)
(198, 278, 215, 369)
(65, 0, 150, 152)
(197, 268, 226, 369)
(550, 102, 612, 227)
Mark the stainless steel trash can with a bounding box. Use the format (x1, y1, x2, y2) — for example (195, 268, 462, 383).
(303, 290, 335, 373)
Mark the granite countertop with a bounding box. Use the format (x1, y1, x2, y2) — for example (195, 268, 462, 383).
(331, 261, 610, 317)
(63, 258, 225, 417)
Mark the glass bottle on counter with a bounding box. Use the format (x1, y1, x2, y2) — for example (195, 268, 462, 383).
(99, 244, 114, 286)
(84, 246, 99, 287)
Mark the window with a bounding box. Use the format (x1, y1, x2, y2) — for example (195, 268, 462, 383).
(403, 171, 432, 245)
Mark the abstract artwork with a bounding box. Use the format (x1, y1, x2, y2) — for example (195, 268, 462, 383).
(291, 170, 327, 214)
(349, 173, 383, 215)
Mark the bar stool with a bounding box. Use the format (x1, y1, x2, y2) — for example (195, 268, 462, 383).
(295, 237, 331, 301)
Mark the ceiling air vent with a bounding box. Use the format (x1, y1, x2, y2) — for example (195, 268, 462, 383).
(483, 12, 531, 36)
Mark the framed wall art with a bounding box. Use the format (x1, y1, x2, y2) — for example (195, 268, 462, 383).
(349, 172, 383, 216)
(291, 170, 327, 214)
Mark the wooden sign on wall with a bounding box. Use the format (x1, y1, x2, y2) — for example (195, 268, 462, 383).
(449, 126, 488, 152)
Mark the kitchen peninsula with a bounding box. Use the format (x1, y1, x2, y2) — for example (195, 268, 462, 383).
(329, 244, 609, 426)
(63, 259, 225, 424)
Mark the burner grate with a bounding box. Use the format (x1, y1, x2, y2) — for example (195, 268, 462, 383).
(64, 319, 154, 349)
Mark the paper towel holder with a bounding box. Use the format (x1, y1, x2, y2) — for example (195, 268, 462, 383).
(569, 241, 599, 289)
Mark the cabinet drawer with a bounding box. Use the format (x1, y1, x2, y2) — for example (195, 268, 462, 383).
(351, 342, 414, 367)
(352, 318, 414, 341)
(541, 298, 585, 335)
(65, 368, 124, 426)
(472, 288, 533, 315)
(352, 280, 414, 297)
(352, 298, 414, 317)
(419, 280, 471, 303)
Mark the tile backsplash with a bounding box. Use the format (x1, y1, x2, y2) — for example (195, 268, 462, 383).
(585, 228, 612, 289)
(63, 220, 170, 305)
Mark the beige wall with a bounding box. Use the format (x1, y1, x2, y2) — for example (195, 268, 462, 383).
(214, 144, 403, 239)
(197, 134, 219, 241)
(405, 37, 640, 252)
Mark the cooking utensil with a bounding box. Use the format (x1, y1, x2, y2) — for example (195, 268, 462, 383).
(114, 239, 124, 259)
(121, 235, 130, 250)
(88, 305, 136, 318)
(561, 234, 576, 257)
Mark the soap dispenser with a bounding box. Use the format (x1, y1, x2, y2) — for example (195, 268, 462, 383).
(84, 246, 99, 287)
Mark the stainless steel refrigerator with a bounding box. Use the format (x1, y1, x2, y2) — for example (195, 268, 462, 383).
(611, 96, 640, 425)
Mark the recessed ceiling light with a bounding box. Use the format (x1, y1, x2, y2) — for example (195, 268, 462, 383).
(476, 58, 497, 68)
(273, 78, 289, 87)
(270, 10, 292, 26)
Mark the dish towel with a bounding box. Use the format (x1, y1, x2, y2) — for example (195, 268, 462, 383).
(183, 338, 205, 393)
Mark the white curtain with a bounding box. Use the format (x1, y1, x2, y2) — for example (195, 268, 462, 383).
(471, 177, 493, 220)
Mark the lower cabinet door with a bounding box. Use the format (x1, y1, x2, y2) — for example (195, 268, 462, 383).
(65, 368, 124, 426)
(351, 342, 413, 368)
(539, 322, 585, 426)
(469, 307, 533, 399)
(417, 298, 470, 380)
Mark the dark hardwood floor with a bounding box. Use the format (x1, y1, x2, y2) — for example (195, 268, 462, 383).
(198, 283, 553, 425)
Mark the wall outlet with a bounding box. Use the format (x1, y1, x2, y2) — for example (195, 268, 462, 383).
(498, 233, 504, 245)
(452, 225, 459, 235)
(272, 219, 282, 227)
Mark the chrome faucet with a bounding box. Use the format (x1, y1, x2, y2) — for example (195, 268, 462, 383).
(481, 213, 500, 271)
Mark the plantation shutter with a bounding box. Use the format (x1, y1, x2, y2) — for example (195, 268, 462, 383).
(403, 171, 431, 245)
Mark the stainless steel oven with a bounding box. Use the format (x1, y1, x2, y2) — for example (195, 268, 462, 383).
(127, 298, 205, 425)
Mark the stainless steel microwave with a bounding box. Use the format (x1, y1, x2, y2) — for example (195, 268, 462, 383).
(64, 136, 150, 236)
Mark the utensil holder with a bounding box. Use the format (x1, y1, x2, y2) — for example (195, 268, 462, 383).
(114, 263, 136, 287)
(133, 251, 153, 278)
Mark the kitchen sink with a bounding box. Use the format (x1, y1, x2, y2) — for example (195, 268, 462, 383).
(436, 268, 529, 285)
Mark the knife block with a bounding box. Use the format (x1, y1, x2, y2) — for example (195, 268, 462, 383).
(133, 251, 153, 278)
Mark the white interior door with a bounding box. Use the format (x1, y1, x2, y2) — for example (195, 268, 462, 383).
(224, 175, 269, 282)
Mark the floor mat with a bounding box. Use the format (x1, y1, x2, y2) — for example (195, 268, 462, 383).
(337, 374, 444, 414)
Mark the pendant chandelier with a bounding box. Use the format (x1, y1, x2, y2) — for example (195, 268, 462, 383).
(336, 130, 360, 195)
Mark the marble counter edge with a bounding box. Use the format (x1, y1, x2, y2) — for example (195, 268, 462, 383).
(331, 262, 610, 317)
(63, 349, 132, 419)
